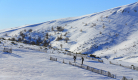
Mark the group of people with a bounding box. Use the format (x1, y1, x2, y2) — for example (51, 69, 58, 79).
(73, 56, 84, 65)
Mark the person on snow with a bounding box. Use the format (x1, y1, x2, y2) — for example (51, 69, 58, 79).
(81, 57, 84, 65)
(73, 56, 76, 63)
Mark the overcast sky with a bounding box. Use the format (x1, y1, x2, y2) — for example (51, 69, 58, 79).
(0, 0, 137, 30)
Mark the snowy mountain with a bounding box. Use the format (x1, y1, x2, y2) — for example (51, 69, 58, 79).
(1, 2, 138, 63)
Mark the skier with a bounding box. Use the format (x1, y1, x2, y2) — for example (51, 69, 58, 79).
(81, 57, 84, 65)
(73, 56, 76, 63)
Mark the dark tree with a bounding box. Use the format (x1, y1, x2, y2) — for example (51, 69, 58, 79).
(28, 29, 33, 32)
(46, 33, 49, 39)
(51, 27, 54, 31)
(65, 37, 69, 43)
(18, 38, 22, 42)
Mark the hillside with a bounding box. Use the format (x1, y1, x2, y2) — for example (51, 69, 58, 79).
(0, 2, 138, 63)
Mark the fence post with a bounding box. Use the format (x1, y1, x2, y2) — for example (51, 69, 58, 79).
(131, 65, 134, 70)
(87, 66, 89, 70)
(63, 59, 64, 63)
(69, 61, 71, 65)
(109, 61, 111, 64)
(108, 72, 111, 77)
(114, 75, 116, 79)
(99, 69, 102, 74)
(122, 76, 126, 80)
(91, 68, 93, 72)
(102, 60, 103, 63)
(101, 69, 103, 74)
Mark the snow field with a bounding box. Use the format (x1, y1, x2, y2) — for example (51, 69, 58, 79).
(0, 43, 116, 80)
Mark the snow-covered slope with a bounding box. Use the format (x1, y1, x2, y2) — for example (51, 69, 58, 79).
(0, 41, 118, 80)
(1, 2, 138, 63)
(0, 40, 137, 80)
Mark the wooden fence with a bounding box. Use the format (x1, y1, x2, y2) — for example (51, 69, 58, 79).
(50, 57, 57, 61)
(69, 61, 116, 78)
(50, 57, 116, 79)
(3, 47, 12, 53)
(121, 76, 133, 80)
(110, 61, 138, 71)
